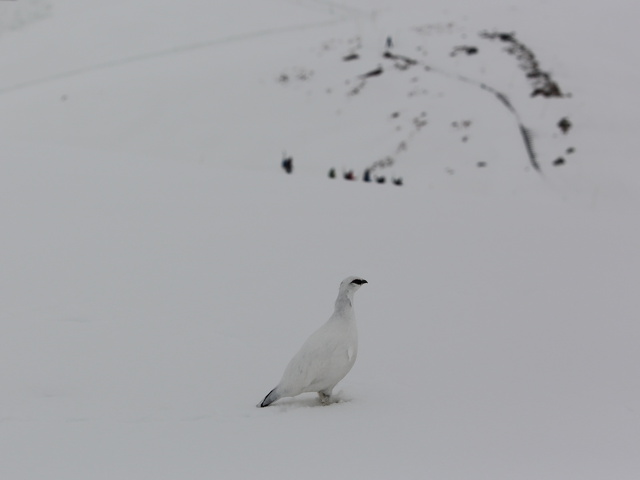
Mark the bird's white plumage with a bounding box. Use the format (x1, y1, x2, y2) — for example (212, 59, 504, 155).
(258, 276, 367, 407)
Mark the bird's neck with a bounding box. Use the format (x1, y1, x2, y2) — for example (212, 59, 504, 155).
(334, 291, 354, 317)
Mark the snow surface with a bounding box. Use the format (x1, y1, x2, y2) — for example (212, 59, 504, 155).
(1, 1, 639, 478)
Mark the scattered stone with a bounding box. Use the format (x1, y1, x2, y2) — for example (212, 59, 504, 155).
(477, 161, 487, 167)
(413, 116, 427, 129)
(281, 156, 293, 174)
(382, 51, 418, 70)
(359, 65, 383, 79)
(451, 45, 479, 56)
(452, 120, 472, 129)
(558, 117, 572, 134)
(370, 156, 394, 170)
(296, 69, 313, 81)
(348, 79, 366, 96)
(277, 67, 314, 84)
(343, 53, 359, 61)
(480, 30, 563, 98)
(408, 87, 428, 97)
(413, 22, 455, 36)
(553, 157, 565, 166)
(566, 147, 575, 154)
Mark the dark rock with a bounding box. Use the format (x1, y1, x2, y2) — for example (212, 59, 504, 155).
(359, 66, 383, 79)
(558, 117, 572, 134)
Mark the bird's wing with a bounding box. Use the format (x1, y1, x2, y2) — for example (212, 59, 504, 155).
(281, 324, 346, 392)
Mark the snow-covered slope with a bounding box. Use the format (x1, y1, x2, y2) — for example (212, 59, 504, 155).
(1, 1, 638, 479)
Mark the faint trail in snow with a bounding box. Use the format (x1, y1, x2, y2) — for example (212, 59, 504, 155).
(180, 414, 212, 422)
(55, 316, 91, 323)
(0, 15, 365, 96)
(377, 51, 541, 173)
(426, 65, 541, 172)
(279, 0, 367, 17)
(65, 418, 89, 423)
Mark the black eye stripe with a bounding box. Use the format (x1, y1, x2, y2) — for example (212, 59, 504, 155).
(350, 279, 367, 285)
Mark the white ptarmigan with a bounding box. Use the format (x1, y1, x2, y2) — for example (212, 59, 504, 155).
(258, 276, 368, 407)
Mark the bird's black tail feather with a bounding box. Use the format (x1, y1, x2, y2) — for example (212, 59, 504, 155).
(259, 387, 279, 408)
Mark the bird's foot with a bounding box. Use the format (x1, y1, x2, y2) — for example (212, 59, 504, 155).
(318, 391, 332, 405)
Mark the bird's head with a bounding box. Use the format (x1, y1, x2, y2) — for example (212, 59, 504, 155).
(340, 276, 368, 293)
